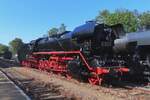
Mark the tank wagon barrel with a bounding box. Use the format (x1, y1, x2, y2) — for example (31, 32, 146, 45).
(114, 31, 150, 53)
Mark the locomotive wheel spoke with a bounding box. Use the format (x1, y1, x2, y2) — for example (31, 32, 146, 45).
(88, 76, 101, 85)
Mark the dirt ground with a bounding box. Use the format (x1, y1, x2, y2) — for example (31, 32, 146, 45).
(5, 67, 122, 100)
(1, 57, 150, 100)
(2, 66, 150, 100)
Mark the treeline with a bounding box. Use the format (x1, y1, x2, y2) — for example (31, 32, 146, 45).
(0, 38, 24, 59)
(96, 9, 150, 32)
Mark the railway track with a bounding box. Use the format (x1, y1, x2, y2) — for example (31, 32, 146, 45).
(0, 59, 76, 100)
(1, 70, 70, 100)
(1, 58, 150, 100)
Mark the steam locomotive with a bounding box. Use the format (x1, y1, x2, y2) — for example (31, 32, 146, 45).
(18, 21, 150, 85)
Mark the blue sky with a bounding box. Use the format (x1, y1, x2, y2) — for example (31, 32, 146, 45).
(0, 0, 150, 45)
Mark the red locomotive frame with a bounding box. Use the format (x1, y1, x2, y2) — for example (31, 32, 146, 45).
(22, 50, 129, 85)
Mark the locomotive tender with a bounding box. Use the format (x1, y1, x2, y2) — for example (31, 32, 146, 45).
(19, 21, 150, 85)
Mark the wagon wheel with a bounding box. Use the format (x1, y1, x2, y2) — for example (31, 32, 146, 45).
(146, 54, 150, 68)
(145, 54, 150, 82)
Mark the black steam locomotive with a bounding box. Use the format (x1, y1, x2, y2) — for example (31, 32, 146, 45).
(18, 21, 150, 84)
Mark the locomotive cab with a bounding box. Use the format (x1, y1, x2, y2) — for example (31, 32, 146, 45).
(71, 22, 118, 54)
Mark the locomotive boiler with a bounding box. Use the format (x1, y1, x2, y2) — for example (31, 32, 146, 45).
(19, 21, 150, 85)
(30, 21, 117, 53)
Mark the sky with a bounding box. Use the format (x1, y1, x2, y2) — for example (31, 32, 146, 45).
(0, 0, 150, 45)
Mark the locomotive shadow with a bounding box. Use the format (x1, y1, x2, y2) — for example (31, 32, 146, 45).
(101, 76, 149, 89)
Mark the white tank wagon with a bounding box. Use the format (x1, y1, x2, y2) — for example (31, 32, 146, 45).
(114, 31, 150, 53)
(114, 31, 150, 82)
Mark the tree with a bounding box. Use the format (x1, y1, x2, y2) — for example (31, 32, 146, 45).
(9, 38, 24, 55)
(59, 23, 66, 33)
(139, 11, 150, 30)
(0, 44, 9, 54)
(96, 9, 110, 23)
(48, 28, 59, 36)
(48, 23, 67, 36)
(96, 9, 138, 32)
